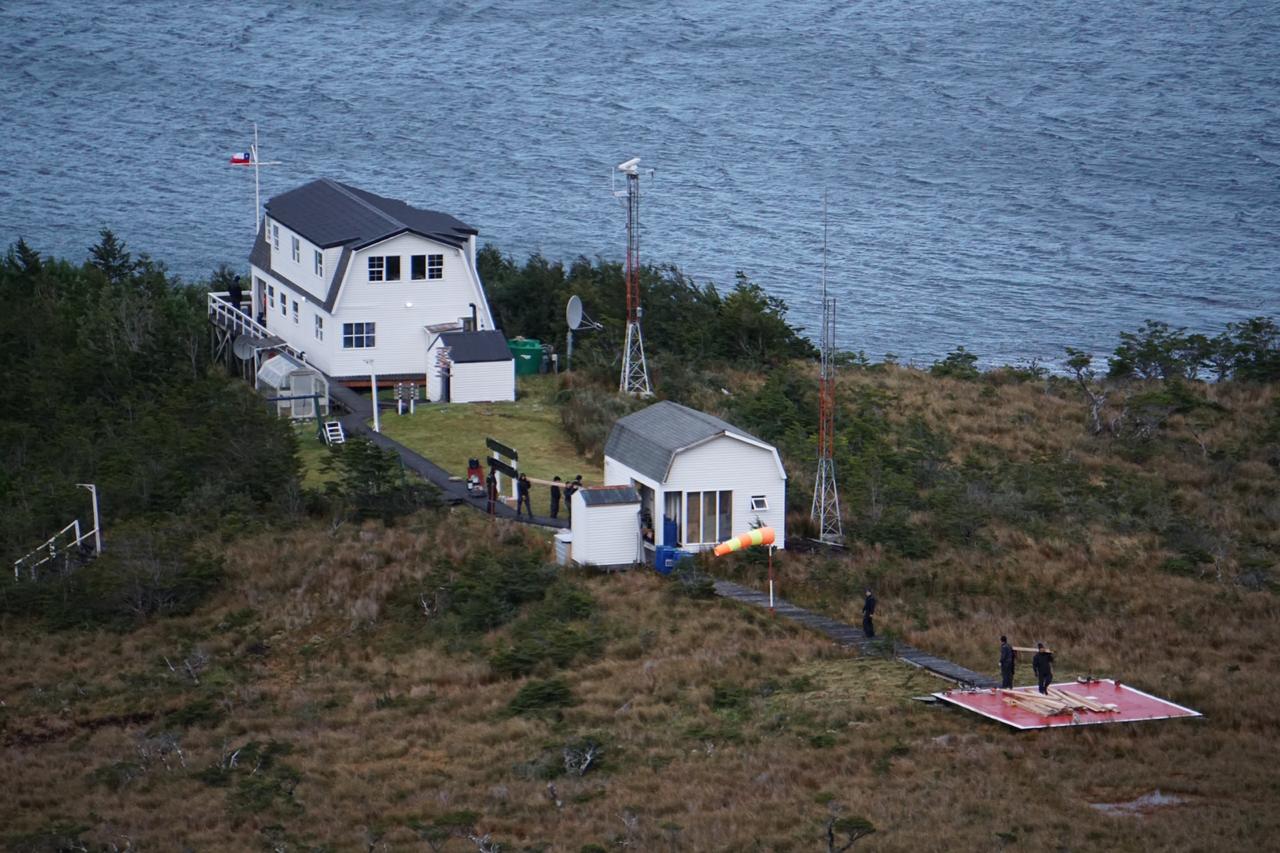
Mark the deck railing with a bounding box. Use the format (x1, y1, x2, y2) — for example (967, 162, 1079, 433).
(13, 519, 96, 581)
(207, 292, 309, 365)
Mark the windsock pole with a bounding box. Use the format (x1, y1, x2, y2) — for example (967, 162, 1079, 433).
(768, 545, 775, 615)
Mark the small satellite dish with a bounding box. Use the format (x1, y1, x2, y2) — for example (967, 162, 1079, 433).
(566, 295, 583, 330)
(232, 335, 256, 360)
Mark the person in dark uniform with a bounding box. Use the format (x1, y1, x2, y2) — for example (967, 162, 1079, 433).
(564, 475, 582, 520)
(517, 473, 533, 517)
(999, 635, 1017, 689)
(228, 274, 244, 313)
(486, 469, 498, 516)
(1032, 643, 1054, 694)
(550, 475, 562, 519)
(862, 589, 877, 638)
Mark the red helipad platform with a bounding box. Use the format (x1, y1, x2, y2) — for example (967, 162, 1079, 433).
(934, 679, 1202, 730)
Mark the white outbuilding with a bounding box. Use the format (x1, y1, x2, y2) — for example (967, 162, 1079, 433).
(425, 329, 516, 403)
(603, 401, 786, 555)
(569, 485, 643, 570)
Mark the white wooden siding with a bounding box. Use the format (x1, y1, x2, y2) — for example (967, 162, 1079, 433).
(570, 496, 642, 567)
(328, 233, 490, 378)
(268, 221, 327, 302)
(664, 437, 786, 550)
(449, 361, 515, 403)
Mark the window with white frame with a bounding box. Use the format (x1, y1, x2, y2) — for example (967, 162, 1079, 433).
(292, 299, 299, 324)
(368, 255, 401, 282)
(685, 490, 733, 544)
(314, 314, 324, 341)
(342, 322, 375, 349)
(271, 223, 280, 251)
(267, 284, 275, 310)
(427, 254, 443, 279)
(291, 236, 300, 263)
(750, 495, 768, 511)
(314, 249, 323, 278)
(280, 293, 287, 316)
(411, 254, 426, 280)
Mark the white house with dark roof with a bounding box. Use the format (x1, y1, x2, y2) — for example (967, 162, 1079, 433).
(603, 401, 786, 553)
(245, 178, 511, 395)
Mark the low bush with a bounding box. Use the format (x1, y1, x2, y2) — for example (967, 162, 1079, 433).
(508, 677, 575, 717)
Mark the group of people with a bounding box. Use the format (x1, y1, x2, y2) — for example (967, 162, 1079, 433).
(863, 590, 1055, 692)
(1000, 636, 1055, 693)
(487, 469, 582, 519)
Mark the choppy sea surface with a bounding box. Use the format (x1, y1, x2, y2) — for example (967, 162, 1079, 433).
(1, 0, 1277, 365)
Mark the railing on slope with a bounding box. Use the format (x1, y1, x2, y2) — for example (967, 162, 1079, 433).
(13, 519, 97, 581)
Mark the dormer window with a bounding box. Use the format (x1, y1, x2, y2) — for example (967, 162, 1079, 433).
(291, 236, 300, 263)
(314, 249, 324, 278)
(271, 223, 280, 251)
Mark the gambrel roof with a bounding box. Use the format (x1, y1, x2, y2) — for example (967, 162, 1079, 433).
(267, 179, 477, 250)
(249, 179, 478, 313)
(604, 401, 782, 483)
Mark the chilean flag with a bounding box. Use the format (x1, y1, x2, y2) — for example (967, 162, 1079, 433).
(230, 151, 253, 165)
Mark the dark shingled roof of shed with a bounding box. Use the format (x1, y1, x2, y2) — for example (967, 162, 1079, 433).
(603, 401, 765, 483)
(579, 485, 640, 507)
(438, 330, 513, 364)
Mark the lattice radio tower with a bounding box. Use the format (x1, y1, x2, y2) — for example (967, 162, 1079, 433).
(617, 157, 652, 396)
(811, 196, 843, 543)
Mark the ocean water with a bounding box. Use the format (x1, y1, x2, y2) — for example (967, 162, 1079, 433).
(1, 0, 1277, 366)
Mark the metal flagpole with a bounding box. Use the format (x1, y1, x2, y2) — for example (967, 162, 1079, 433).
(253, 123, 261, 232)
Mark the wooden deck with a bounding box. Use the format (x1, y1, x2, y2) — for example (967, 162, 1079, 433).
(713, 579, 998, 688)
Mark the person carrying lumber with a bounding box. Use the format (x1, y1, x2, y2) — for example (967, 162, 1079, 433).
(862, 589, 877, 638)
(550, 475, 562, 518)
(999, 635, 1017, 688)
(517, 473, 533, 517)
(486, 468, 498, 515)
(564, 475, 582, 520)
(1032, 642, 1054, 694)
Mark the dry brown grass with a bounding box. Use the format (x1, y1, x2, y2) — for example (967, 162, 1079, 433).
(2, 368, 1278, 851)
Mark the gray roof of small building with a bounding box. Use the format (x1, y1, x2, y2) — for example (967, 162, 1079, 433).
(266, 179, 477, 250)
(604, 400, 768, 483)
(579, 485, 640, 506)
(438, 330, 513, 364)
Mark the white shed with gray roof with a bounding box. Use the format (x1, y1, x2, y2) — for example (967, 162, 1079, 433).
(603, 401, 786, 553)
(570, 485, 643, 569)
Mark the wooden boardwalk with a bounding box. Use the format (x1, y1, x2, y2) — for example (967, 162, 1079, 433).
(714, 580, 998, 688)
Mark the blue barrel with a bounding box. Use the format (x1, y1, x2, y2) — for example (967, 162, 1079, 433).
(654, 546, 692, 575)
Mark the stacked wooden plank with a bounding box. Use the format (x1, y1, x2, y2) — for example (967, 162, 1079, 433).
(999, 687, 1119, 717)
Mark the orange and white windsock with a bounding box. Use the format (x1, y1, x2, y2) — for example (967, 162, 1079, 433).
(713, 527, 776, 557)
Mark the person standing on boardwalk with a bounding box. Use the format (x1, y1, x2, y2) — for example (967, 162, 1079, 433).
(999, 635, 1017, 688)
(517, 473, 533, 517)
(550, 475, 562, 519)
(564, 475, 582, 520)
(1032, 643, 1054, 694)
(862, 589, 877, 638)
(486, 469, 498, 516)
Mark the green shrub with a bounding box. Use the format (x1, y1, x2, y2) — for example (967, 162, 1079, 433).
(508, 677, 575, 717)
(930, 346, 980, 380)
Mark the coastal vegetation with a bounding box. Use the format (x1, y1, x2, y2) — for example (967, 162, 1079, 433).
(1, 240, 1277, 850)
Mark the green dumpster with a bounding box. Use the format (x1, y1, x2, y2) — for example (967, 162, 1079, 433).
(508, 338, 543, 376)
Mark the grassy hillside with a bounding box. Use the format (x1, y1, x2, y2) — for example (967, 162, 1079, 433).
(4, 359, 1279, 852)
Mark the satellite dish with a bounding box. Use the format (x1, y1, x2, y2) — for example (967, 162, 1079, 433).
(566, 295, 583, 330)
(232, 335, 256, 360)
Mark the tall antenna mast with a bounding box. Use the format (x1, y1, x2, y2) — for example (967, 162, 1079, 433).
(811, 193, 843, 543)
(616, 157, 652, 396)
(231, 123, 283, 233)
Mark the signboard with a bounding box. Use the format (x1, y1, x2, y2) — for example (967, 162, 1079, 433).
(485, 437, 518, 461)
(487, 457, 518, 478)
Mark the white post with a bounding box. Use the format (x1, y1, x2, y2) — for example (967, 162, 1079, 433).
(253, 123, 261, 233)
(76, 483, 102, 555)
(366, 359, 380, 433)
